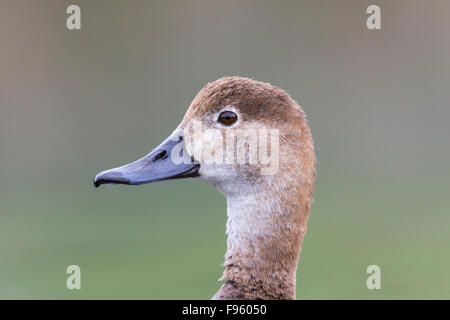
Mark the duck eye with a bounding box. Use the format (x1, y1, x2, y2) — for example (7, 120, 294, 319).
(218, 111, 238, 126)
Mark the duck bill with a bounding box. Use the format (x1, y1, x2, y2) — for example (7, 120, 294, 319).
(93, 131, 199, 188)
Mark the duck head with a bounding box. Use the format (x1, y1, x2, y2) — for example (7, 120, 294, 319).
(94, 77, 313, 194)
(94, 76, 316, 299)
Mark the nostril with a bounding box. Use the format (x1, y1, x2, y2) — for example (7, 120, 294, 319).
(153, 150, 168, 162)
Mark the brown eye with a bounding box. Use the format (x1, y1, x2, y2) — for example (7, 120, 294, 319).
(218, 111, 238, 126)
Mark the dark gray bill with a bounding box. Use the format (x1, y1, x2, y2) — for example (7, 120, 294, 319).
(93, 132, 199, 188)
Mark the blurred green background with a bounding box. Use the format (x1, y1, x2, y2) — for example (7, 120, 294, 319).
(1, 0, 449, 299)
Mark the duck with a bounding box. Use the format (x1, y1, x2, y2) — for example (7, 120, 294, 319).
(94, 76, 316, 300)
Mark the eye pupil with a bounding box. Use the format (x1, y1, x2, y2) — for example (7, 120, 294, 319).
(218, 111, 237, 125)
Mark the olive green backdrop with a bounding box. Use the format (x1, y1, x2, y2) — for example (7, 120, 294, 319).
(1, 0, 449, 299)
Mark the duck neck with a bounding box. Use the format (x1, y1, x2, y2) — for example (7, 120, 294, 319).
(213, 182, 311, 300)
